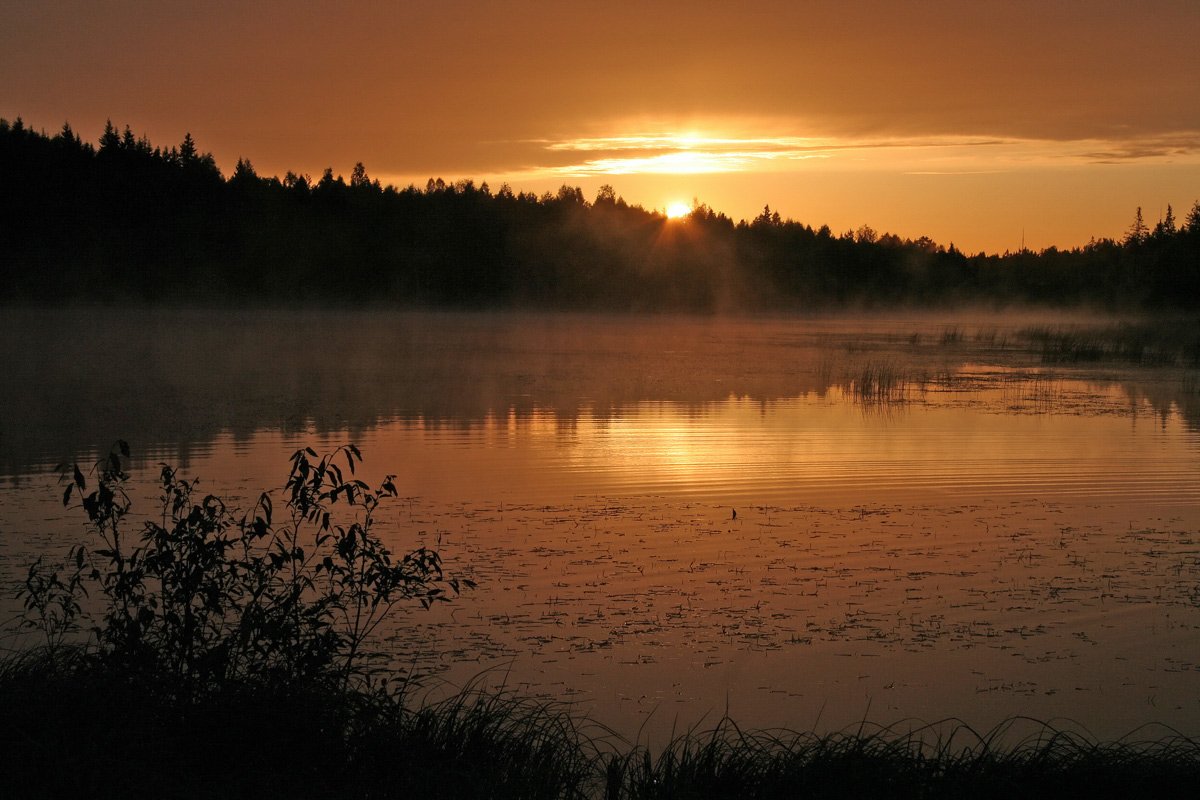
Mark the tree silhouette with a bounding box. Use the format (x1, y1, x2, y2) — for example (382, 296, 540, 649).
(2, 116, 1199, 310)
(1156, 204, 1177, 237)
(1125, 206, 1148, 245)
(1184, 201, 1200, 234)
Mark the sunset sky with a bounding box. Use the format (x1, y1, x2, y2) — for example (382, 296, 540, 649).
(3, 0, 1199, 254)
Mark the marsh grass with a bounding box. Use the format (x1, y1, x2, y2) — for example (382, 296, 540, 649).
(998, 372, 1066, 413)
(4, 648, 1200, 799)
(602, 715, 1200, 800)
(818, 353, 955, 407)
(1019, 321, 1200, 367)
(847, 360, 910, 404)
(828, 320, 1200, 418)
(360, 685, 602, 799)
(939, 325, 963, 346)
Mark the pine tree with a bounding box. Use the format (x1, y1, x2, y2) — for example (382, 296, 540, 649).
(1124, 206, 1148, 245)
(231, 157, 258, 185)
(99, 120, 120, 153)
(179, 132, 197, 164)
(1185, 201, 1200, 234)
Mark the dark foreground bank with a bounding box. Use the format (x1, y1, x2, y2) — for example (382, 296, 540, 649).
(2, 649, 1199, 800)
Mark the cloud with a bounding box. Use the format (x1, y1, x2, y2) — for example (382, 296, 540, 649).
(905, 171, 1010, 176)
(530, 134, 835, 175)
(499, 128, 1200, 180)
(511, 133, 1019, 178)
(1076, 133, 1200, 163)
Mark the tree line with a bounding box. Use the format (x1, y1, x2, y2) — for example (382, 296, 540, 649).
(3, 117, 1199, 309)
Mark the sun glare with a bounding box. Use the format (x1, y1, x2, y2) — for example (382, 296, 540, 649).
(665, 202, 692, 219)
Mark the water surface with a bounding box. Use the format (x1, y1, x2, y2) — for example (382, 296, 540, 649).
(2, 309, 1198, 742)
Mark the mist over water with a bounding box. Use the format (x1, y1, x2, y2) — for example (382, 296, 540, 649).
(2, 309, 1199, 741)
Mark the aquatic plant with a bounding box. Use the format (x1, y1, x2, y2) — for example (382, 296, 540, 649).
(849, 360, 907, 403)
(1018, 321, 1200, 367)
(939, 325, 963, 345)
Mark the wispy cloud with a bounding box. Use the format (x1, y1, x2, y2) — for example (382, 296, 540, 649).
(497, 128, 1200, 180)
(542, 134, 827, 153)
(552, 149, 830, 176)
(529, 134, 834, 175)
(1076, 133, 1200, 164)
(512, 133, 1024, 178)
(905, 170, 1010, 176)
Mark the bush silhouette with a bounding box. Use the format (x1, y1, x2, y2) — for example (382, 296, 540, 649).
(20, 442, 471, 697)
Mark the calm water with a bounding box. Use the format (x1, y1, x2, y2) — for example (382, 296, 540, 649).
(2, 309, 1199, 742)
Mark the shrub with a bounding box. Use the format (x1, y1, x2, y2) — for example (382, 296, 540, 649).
(18, 442, 471, 697)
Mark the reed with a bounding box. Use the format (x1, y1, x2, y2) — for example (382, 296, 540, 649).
(5, 653, 1199, 799)
(601, 715, 1200, 799)
(849, 360, 907, 403)
(1018, 321, 1200, 367)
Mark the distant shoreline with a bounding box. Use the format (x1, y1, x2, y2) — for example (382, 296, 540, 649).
(4, 118, 1200, 312)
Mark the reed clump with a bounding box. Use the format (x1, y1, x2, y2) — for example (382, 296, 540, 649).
(601, 716, 1200, 799)
(1019, 321, 1200, 367)
(848, 360, 908, 403)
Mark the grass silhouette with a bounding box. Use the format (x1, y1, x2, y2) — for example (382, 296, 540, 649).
(5, 649, 1200, 799)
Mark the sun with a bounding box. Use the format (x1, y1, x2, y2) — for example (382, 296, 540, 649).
(665, 202, 692, 219)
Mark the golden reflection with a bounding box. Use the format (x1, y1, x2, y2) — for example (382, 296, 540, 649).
(391, 389, 1200, 507)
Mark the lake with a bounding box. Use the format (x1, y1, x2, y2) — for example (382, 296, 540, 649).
(2, 308, 1199, 744)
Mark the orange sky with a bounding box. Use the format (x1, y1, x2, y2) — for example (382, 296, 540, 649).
(3, 1, 1199, 254)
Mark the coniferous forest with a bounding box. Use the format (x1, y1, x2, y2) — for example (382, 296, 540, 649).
(3, 118, 1199, 310)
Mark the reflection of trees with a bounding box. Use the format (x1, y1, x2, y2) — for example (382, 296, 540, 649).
(0, 311, 832, 474)
(9, 310, 1197, 478)
(1118, 380, 1200, 432)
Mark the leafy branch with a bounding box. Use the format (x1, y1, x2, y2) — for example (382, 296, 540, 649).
(19, 442, 472, 697)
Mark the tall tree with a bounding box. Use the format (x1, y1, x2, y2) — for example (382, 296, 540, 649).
(1184, 201, 1200, 234)
(179, 132, 198, 163)
(1125, 206, 1148, 245)
(99, 119, 120, 153)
